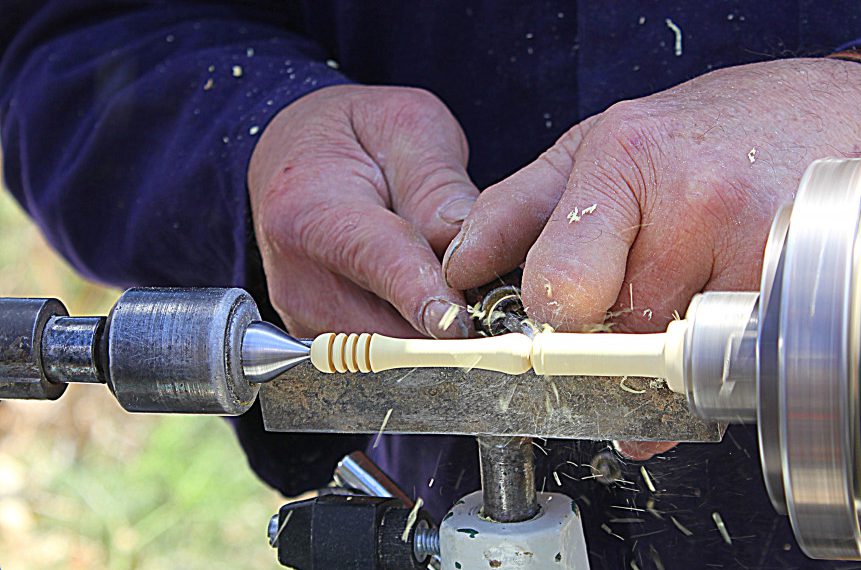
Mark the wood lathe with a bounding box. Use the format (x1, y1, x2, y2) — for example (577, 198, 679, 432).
(2, 158, 861, 567)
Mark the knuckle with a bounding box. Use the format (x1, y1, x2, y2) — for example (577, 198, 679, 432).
(574, 159, 641, 225)
(683, 175, 752, 228)
(573, 103, 672, 222)
(537, 144, 574, 182)
(389, 87, 445, 116)
(383, 87, 460, 141)
(598, 100, 667, 163)
(552, 114, 601, 157)
(399, 160, 465, 207)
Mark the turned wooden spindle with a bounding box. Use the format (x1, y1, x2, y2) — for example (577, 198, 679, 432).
(310, 332, 533, 375)
(308, 320, 688, 393)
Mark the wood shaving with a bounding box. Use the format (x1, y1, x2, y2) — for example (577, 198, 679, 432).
(671, 515, 694, 537)
(268, 510, 293, 547)
(567, 203, 597, 224)
(498, 385, 517, 412)
(640, 466, 656, 492)
(601, 523, 625, 541)
(611, 505, 645, 513)
(463, 355, 483, 373)
(373, 408, 393, 449)
(466, 302, 486, 320)
(438, 303, 460, 331)
(712, 511, 732, 545)
(646, 498, 663, 519)
(401, 498, 424, 542)
(649, 546, 666, 570)
(665, 18, 683, 56)
(620, 376, 646, 394)
(395, 368, 417, 383)
(583, 322, 615, 333)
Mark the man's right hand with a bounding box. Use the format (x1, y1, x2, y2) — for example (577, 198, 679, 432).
(248, 85, 478, 339)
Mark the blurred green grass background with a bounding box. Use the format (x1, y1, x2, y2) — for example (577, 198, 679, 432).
(0, 186, 282, 569)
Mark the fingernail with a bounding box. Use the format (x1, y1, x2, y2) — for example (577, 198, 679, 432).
(421, 299, 469, 339)
(441, 228, 465, 287)
(438, 198, 474, 224)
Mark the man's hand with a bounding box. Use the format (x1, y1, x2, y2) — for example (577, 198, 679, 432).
(445, 58, 861, 330)
(249, 85, 478, 338)
(443, 58, 861, 459)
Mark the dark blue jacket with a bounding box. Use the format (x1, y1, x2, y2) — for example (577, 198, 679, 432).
(2, 2, 860, 568)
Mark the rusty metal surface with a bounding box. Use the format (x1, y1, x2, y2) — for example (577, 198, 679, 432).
(259, 365, 724, 442)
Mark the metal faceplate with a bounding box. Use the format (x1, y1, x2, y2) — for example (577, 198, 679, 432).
(259, 366, 723, 442)
(778, 158, 861, 559)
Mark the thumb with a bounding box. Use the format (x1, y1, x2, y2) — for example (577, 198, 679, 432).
(522, 135, 641, 331)
(443, 117, 599, 289)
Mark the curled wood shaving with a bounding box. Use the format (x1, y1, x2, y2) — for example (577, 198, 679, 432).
(620, 376, 646, 394)
(401, 498, 424, 542)
(665, 18, 683, 56)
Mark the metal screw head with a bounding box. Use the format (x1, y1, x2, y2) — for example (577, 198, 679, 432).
(267, 514, 279, 546)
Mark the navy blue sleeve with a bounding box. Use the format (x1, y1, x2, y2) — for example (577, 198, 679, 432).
(0, 1, 349, 287)
(837, 39, 861, 50)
